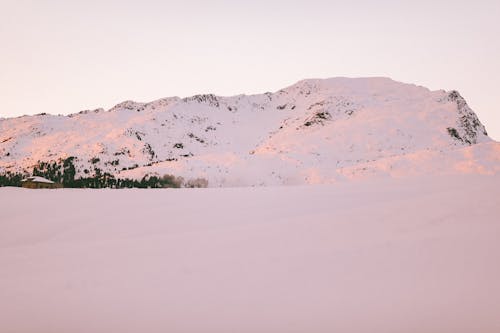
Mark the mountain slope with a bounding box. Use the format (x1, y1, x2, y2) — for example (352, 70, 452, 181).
(0, 77, 498, 186)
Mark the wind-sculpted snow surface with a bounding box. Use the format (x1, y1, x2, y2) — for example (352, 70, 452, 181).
(0, 78, 497, 186)
(1, 175, 500, 332)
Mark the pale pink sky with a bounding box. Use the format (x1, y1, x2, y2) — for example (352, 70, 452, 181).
(1, 0, 499, 139)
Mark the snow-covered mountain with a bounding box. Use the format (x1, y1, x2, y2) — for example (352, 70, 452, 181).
(1, 77, 499, 186)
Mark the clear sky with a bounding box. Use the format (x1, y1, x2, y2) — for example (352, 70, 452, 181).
(1, 0, 499, 139)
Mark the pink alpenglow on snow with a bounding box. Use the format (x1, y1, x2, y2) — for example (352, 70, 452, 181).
(1, 77, 500, 332)
(0, 78, 499, 186)
(1, 175, 500, 332)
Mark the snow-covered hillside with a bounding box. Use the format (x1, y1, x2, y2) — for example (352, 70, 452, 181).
(1, 77, 498, 186)
(1, 175, 500, 332)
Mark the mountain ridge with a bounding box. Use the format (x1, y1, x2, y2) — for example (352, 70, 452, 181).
(1, 77, 498, 187)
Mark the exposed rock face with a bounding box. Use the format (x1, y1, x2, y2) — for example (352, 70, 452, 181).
(447, 90, 488, 144)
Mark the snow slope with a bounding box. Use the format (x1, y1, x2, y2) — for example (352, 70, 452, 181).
(1, 77, 498, 186)
(1, 175, 500, 332)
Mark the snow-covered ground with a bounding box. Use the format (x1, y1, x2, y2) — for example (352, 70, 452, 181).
(1, 175, 500, 333)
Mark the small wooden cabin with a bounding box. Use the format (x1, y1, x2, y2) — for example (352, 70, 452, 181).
(21, 176, 61, 189)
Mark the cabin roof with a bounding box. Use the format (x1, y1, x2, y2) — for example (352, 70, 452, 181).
(21, 176, 55, 184)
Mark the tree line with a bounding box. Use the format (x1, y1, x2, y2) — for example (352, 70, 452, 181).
(0, 157, 200, 188)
